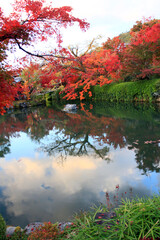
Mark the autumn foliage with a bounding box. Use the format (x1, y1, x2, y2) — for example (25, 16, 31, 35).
(0, 0, 89, 113)
(25, 18, 159, 101)
(0, 70, 17, 114)
(38, 47, 122, 100)
(0, 0, 89, 45)
(63, 48, 121, 100)
(120, 18, 160, 80)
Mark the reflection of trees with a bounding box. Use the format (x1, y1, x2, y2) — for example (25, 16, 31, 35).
(42, 131, 110, 161)
(40, 107, 126, 161)
(0, 108, 56, 157)
(123, 120, 160, 174)
(0, 113, 27, 157)
(0, 137, 10, 157)
(135, 143, 160, 174)
(0, 108, 55, 142)
(0, 103, 160, 174)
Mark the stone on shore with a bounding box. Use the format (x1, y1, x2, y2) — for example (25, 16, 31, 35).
(24, 222, 44, 235)
(63, 104, 77, 113)
(5, 221, 74, 237)
(6, 226, 23, 237)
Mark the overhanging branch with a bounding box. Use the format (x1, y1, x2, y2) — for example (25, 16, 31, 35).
(15, 38, 79, 62)
(15, 38, 50, 61)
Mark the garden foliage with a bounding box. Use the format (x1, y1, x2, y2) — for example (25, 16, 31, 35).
(0, 0, 89, 113)
(0, 214, 6, 240)
(19, 18, 160, 102)
(0, 0, 160, 113)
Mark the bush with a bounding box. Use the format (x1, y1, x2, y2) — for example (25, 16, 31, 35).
(28, 222, 61, 240)
(0, 214, 6, 240)
(93, 78, 160, 102)
(6, 231, 28, 240)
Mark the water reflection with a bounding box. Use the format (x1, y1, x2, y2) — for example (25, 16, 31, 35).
(41, 103, 160, 173)
(0, 151, 158, 227)
(0, 103, 160, 227)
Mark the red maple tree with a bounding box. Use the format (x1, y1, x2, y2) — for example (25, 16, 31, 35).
(0, 0, 89, 113)
(121, 18, 160, 80)
(36, 42, 121, 101)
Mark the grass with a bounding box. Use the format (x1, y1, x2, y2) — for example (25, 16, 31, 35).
(60, 195, 160, 240)
(1, 194, 160, 240)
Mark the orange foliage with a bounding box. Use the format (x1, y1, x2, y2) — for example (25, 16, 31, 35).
(19, 17, 160, 101)
(1, 14, 160, 110)
(41, 48, 121, 100)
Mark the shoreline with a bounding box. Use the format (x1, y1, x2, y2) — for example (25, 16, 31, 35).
(1, 195, 160, 239)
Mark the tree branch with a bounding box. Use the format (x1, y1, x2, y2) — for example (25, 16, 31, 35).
(15, 38, 80, 62)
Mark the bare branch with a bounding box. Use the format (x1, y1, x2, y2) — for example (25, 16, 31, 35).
(15, 38, 78, 62)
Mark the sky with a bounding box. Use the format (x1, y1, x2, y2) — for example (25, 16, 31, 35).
(0, 0, 160, 60)
(51, 0, 160, 47)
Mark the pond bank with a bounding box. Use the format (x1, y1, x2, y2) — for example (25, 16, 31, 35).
(1, 195, 160, 239)
(12, 78, 160, 111)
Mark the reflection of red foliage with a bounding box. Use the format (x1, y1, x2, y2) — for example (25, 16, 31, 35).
(0, 106, 126, 149)
(0, 115, 27, 140)
(60, 105, 126, 148)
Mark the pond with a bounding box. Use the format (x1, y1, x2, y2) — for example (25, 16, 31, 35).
(0, 102, 160, 228)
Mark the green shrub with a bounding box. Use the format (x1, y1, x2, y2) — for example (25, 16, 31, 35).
(0, 214, 6, 240)
(93, 78, 160, 102)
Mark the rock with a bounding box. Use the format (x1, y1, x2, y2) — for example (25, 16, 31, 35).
(95, 211, 117, 226)
(24, 222, 44, 235)
(152, 92, 160, 98)
(6, 226, 23, 237)
(58, 222, 73, 231)
(5, 221, 73, 237)
(63, 104, 77, 113)
(19, 102, 28, 108)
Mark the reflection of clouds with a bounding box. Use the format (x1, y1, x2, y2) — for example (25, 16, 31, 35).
(156, 174, 160, 192)
(52, 157, 97, 194)
(0, 149, 158, 226)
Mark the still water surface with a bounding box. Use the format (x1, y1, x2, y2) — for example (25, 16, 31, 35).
(0, 102, 160, 227)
